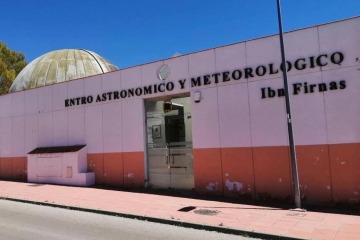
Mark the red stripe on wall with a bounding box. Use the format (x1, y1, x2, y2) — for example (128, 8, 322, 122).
(0, 157, 27, 180)
(297, 145, 332, 204)
(193, 148, 223, 195)
(88, 152, 144, 187)
(1, 142, 359, 206)
(87, 153, 104, 184)
(103, 152, 123, 186)
(329, 143, 360, 204)
(123, 152, 144, 188)
(252, 146, 292, 201)
(193, 143, 360, 205)
(221, 147, 255, 198)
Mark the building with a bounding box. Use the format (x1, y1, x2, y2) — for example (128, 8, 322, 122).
(0, 17, 359, 206)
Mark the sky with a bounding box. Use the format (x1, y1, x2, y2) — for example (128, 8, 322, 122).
(1, 0, 359, 69)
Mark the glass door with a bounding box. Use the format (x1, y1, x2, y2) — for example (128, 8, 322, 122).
(145, 96, 194, 189)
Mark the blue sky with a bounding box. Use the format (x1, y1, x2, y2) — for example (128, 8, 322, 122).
(1, 0, 359, 68)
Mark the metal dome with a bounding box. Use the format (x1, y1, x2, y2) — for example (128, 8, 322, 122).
(10, 49, 118, 93)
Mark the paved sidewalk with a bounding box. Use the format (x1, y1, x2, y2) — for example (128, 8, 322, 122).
(0, 181, 359, 240)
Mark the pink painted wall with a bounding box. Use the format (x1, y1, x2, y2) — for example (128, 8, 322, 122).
(0, 17, 358, 205)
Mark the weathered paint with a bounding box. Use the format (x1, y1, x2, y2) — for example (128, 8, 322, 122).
(192, 143, 360, 205)
(0, 142, 358, 205)
(225, 179, 243, 191)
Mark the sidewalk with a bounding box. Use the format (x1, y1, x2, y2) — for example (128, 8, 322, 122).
(0, 181, 359, 240)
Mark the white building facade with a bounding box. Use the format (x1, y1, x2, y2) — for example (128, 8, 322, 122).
(0, 17, 359, 206)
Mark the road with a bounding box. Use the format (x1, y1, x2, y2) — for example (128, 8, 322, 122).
(0, 199, 259, 240)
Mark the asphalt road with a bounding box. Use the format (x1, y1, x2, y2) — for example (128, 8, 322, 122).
(0, 199, 259, 240)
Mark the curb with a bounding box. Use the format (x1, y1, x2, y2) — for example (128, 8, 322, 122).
(0, 197, 308, 240)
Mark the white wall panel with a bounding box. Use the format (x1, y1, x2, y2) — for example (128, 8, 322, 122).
(25, 115, 38, 153)
(216, 42, 246, 71)
(289, 72, 328, 145)
(323, 66, 360, 144)
(191, 87, 220, 148)
(283, 27, 321, 76)
(121, 67, 141, 90)
(102, 71, 121, 93)
(0, 118, 12, 156)
(52, 83, 68, 111)
(218, 83, 252, 148)
(38, 86, 53, 113)
(248, 78, 288, 147)
(122, 99, 144, 152)
(24, 88, 38, 115)
(163, 55, 190, 95)
(12, 116, 25, 156)
(68, 108, 85, 145)
(0, 94, 12, 119)
(215, 42, 247, 87)
(85, 105, 103, 153)
(188, 49, 216, 89)
(245, 35, 281, 82)
(103, 102, 122, 152)
(84, 75, 102, 101)
(67, 79, 84, 101)
(12, 91, 25, 117)
(319, 18, 360, 70)
(53, 110, 68, 146)
(38, 112, 53, 147)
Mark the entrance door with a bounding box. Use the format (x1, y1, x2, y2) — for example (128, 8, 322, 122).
(145, 96, 194, 189)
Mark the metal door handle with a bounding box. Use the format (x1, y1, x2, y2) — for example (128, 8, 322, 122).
(165, 154, 170, 168)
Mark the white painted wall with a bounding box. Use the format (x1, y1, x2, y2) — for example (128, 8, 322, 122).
(0, 17, 358, 158)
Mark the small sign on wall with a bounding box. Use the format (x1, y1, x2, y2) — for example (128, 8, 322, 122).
(152, 125, 161, 139)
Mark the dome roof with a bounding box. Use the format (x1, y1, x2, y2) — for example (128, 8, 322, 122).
(10, 49, 118, 93)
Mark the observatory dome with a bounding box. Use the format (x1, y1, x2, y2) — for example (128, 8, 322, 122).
(10, 49, 118, 93)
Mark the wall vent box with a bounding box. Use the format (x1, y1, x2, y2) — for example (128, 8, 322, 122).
(27, 145, 95, 186)
(193, 91, 201, 103)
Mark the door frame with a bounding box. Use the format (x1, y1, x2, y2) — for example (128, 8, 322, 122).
(143, 94, 194, 189)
